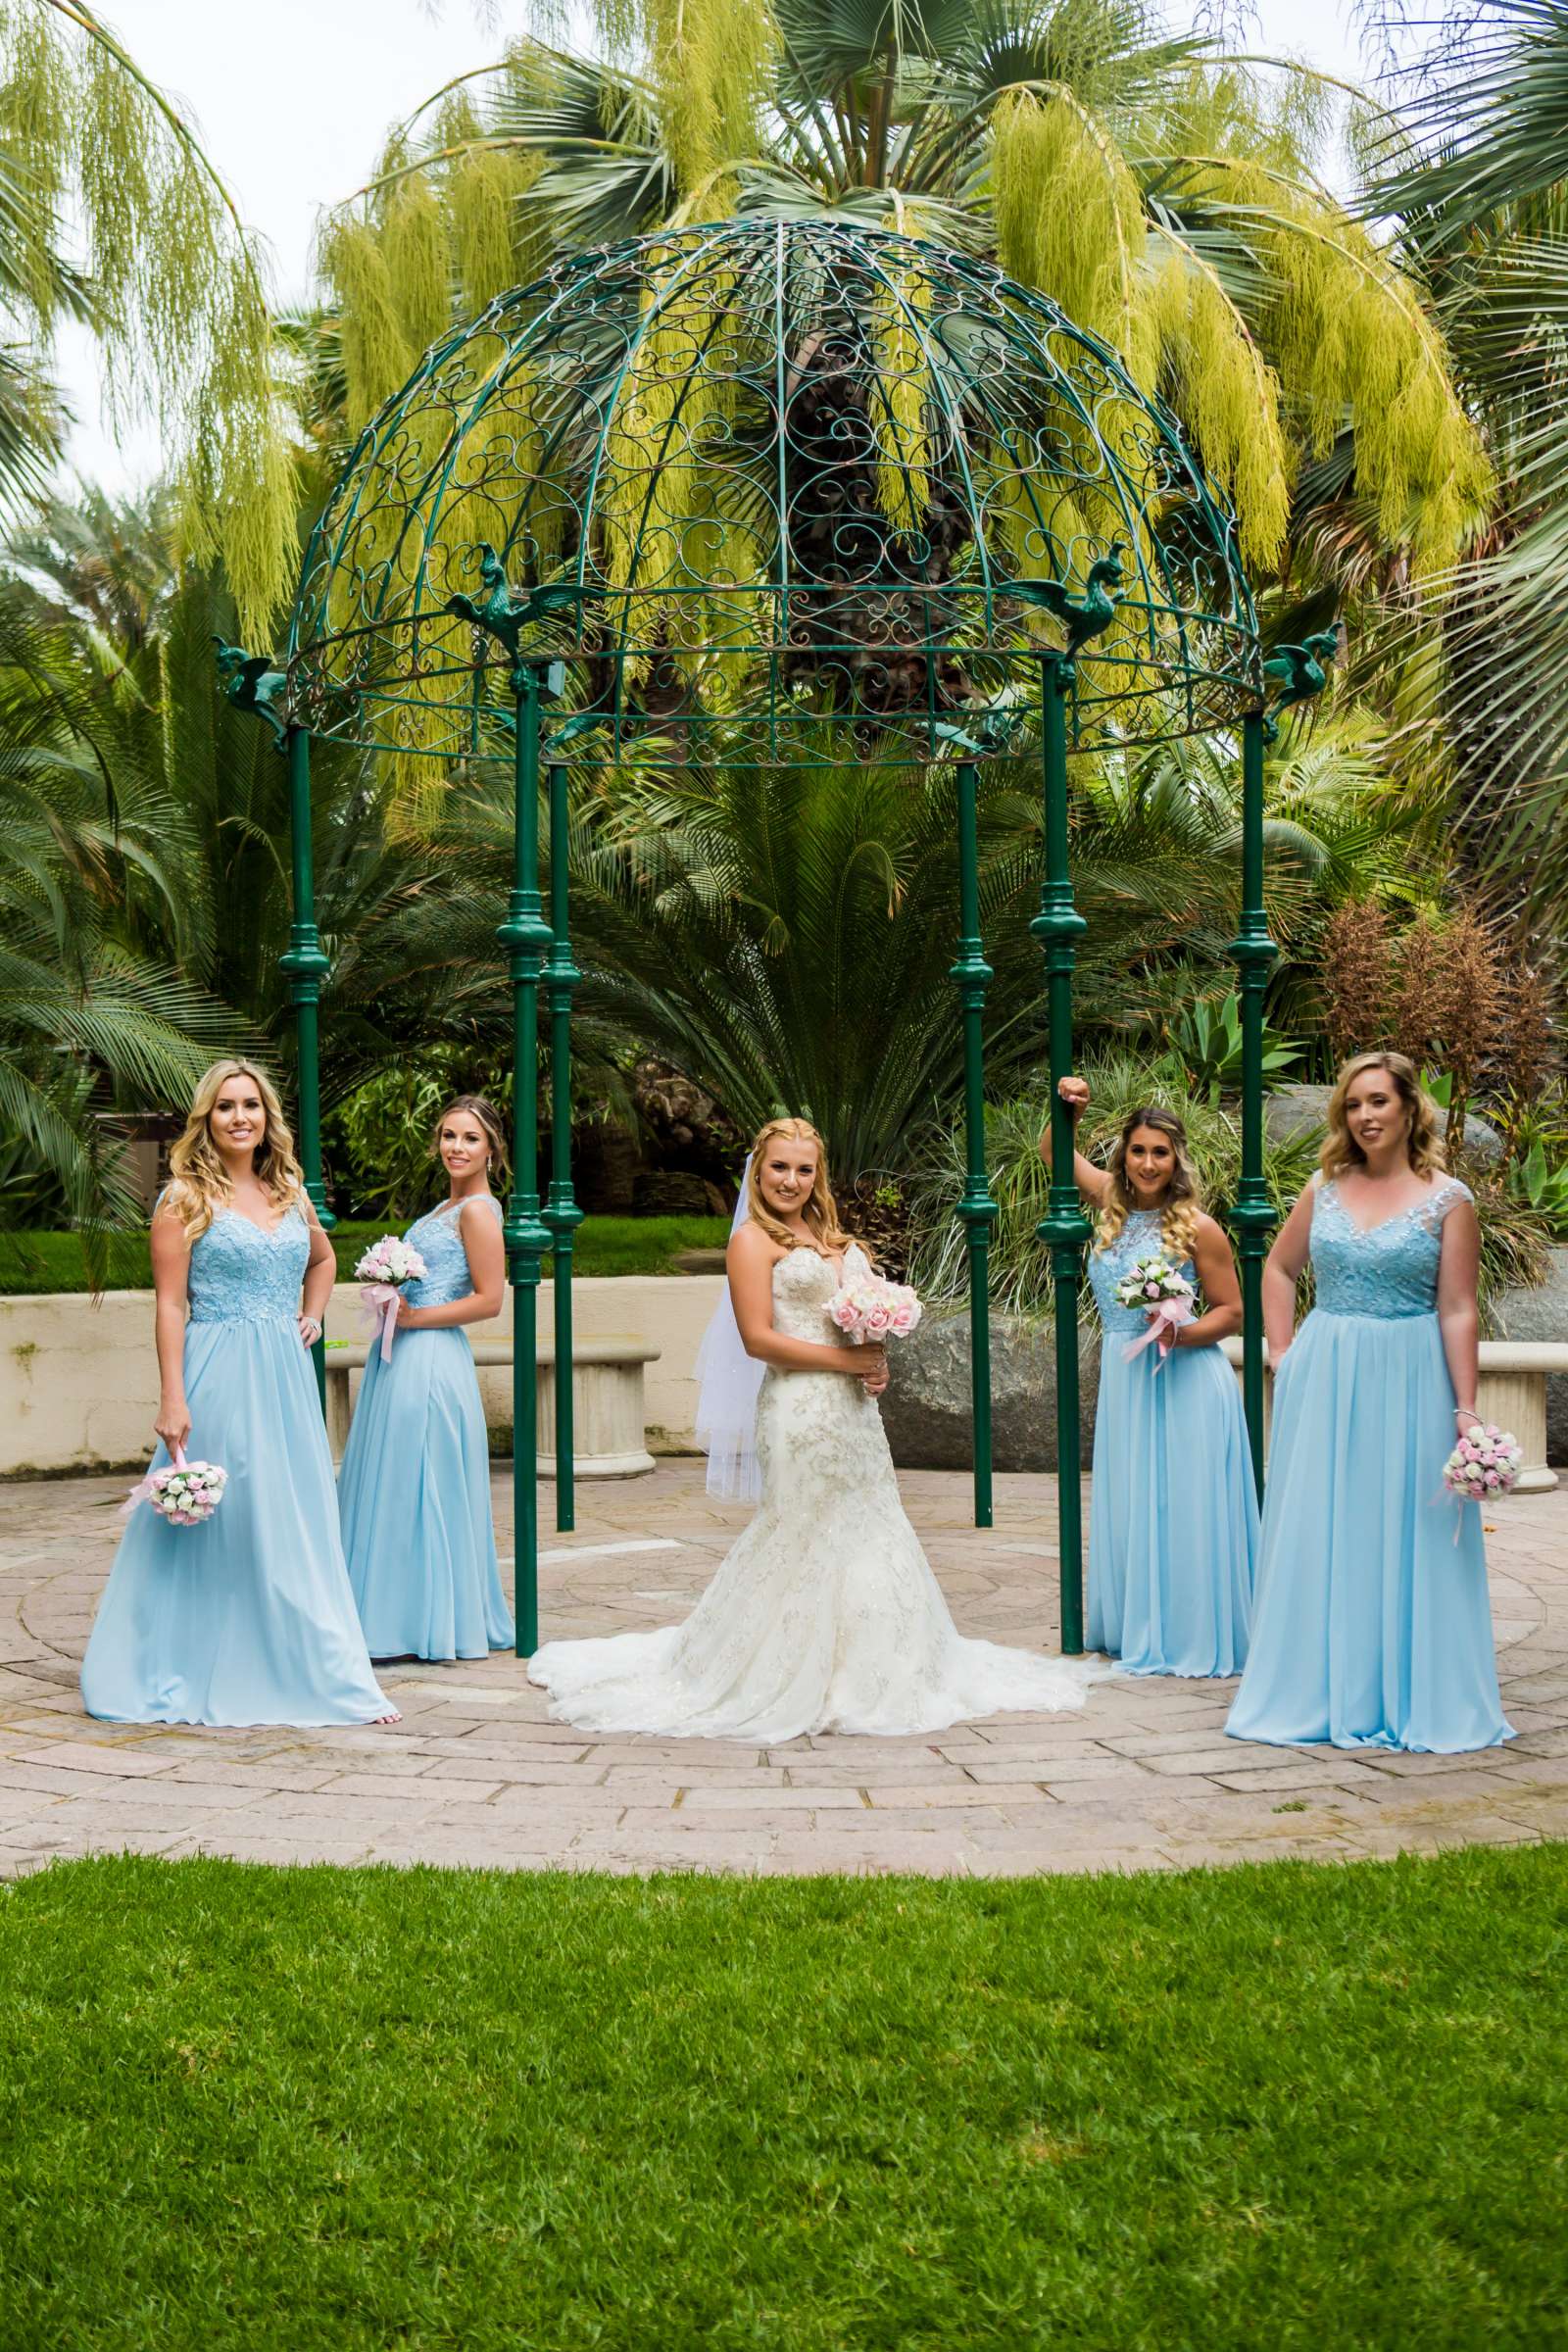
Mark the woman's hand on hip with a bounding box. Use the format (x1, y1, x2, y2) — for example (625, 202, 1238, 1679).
(155, 1397, 191, 1450)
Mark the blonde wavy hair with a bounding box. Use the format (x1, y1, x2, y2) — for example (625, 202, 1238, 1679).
(162, 1059, 305, 1242)
(1322, 1051, 1446, 1181)
(1094, 1104, 1203, 1264)
(744, 1116, 861, 1257)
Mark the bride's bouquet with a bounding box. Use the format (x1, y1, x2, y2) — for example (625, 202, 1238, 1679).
(356, 1234, 428, 1362)
(122, 1445, 227, 1527)
(1443, 1424, 1524, 1506)
(828, 1273, 923, 1343)
(1115, 1252, 1197, 1371)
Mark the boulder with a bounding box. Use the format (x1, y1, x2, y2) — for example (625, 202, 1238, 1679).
(1263, 1082, 1502, 1164)
(882, 1311, 1101, 1473)
(1492, 1246, 1568, 1464)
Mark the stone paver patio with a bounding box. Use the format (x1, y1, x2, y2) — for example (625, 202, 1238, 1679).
(2, 1461, 1565, 1878)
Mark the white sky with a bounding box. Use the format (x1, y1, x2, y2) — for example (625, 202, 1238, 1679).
(56, 0, 1380, 492)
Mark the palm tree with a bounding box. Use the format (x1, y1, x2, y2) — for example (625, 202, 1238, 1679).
(1358, 0, 1568, 927)
(319, 0, 1487, 587)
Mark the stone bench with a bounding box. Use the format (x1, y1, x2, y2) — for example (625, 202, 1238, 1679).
(323, 1339, 661, 1479)
(1219, 1337, 1568, 1493)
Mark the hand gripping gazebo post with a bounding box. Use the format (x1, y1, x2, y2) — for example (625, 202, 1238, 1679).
(271, 216, 1306, 1658)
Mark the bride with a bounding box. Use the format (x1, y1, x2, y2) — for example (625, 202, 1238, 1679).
(527, 1116, 1107, 1740)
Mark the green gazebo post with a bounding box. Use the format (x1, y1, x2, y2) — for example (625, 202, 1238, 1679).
(1230, 706, 1276, 1496)
(1032, 649, 1092, 1654)
(945, 742, 998, 1528)
(498, 654, 561, 1656)
(214, 647, 331, 1407)
(540, 723, 587, 1532)
(1232, 636, 1333, 1491)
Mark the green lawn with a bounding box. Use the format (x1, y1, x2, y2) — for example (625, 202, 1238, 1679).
(2, 1849, 1563, 2350)
(0, 1214, 729, 1295)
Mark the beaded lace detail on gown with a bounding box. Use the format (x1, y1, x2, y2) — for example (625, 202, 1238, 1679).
(187, 1205, 309, 1324)
(402, 1198, 503, 1307)
(528, 1243, 1105, 1739)
(1310, 1179, 1471, 1318)
(1086, 1208, 1198, 1336)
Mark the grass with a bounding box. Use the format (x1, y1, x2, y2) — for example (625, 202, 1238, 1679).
(0, 1214, 730, 1295)
(3, 1848, 1564, 2350)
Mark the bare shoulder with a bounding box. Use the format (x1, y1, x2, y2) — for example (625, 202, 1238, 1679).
(1191, 1210, 1230, 1251)
(729, 1219, 784, 1269)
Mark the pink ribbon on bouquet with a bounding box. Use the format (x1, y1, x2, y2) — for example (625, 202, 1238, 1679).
(1122, 1296, 1196, 1371)
(121, 1440, 190, 1518)
(360, 1282, 405, 1362)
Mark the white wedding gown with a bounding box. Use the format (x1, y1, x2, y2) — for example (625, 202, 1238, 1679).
(527, 1245, 1107, 1740)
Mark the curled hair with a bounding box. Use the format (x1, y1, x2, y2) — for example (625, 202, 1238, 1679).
(1093, 1104, 1202, 1264)
(1322, 1052, 1446, 1181)
(163, 1059, 304, 1242)
(432, 1094, 510, 1190)
(745, 1116, 862, 1258)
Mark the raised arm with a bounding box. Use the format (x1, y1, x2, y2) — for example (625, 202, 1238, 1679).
(1037, 1075, 1112, 1207)
(1170, 1213, 1243, 1348)
(1436, 1195, 1481, 1431)
(149, 1207, 192, 1450)
(726, 1222, 884, 1383)
(1262, 1182, 1315, 1364)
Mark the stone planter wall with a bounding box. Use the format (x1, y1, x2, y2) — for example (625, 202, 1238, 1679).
(0, 1276, 724, 1478)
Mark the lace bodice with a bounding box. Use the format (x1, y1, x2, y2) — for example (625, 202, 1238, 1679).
(186, 1204, 309, 1326)
(770, 1241, 866, 1345)
(1087, 1208, 1198, 1338)
(403, 1197, 503, 1308)
(1310, 1177, 1471, 1319)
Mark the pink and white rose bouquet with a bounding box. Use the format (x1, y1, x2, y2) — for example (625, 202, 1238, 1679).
(1443, 1423, 1524, 1506)
(1115, 1251, 1197, 1370)
(122, 1445, 227, 1527)
(356, 1234, 429, 1361)
(828, 1274, 923, 1344)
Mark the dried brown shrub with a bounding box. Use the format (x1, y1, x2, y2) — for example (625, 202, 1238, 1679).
(1321, 901, 1395, 1064)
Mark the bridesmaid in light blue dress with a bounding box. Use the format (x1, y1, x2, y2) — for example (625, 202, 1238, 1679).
(338, 1094, 514, 1661)
(1047, 1080, 1257, 1676)
(1227, 1052, 1513, 1753)
(81, 1059, 393, 1728)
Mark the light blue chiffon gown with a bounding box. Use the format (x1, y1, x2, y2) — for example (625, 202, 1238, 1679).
(80, 1204, 392, 1726)
(1227, 1176, 1513, 1752)
(1086, 1208, 1257, 1675)
(338, 1197, 514, 1661)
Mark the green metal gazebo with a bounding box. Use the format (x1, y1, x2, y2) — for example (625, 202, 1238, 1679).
(246, 216, 1303, 1660)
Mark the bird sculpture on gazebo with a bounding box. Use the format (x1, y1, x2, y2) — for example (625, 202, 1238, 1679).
(444, 546, 599, 665)
(1261, 629, 1338, 739)
(1010, 542, 1127, 656)
(213, 640, 289, 754)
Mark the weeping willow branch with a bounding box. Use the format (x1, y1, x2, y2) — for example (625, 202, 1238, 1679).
(0, 0, 297, 638)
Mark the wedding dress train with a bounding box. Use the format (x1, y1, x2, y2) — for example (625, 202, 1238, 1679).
(528, 1246, 1106, 1740)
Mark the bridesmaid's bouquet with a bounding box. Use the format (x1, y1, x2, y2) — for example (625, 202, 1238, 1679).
(122, 1445, 227, 1527)
(1443, 1424, 1524, 1506)
(1115, 1252, 1197, 1371)
(828, 1273, 923, 1342)
(356, 1235, 429, 1362)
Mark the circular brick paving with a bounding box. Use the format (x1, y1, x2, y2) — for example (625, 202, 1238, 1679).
(2, 1462, 1564, 1877)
